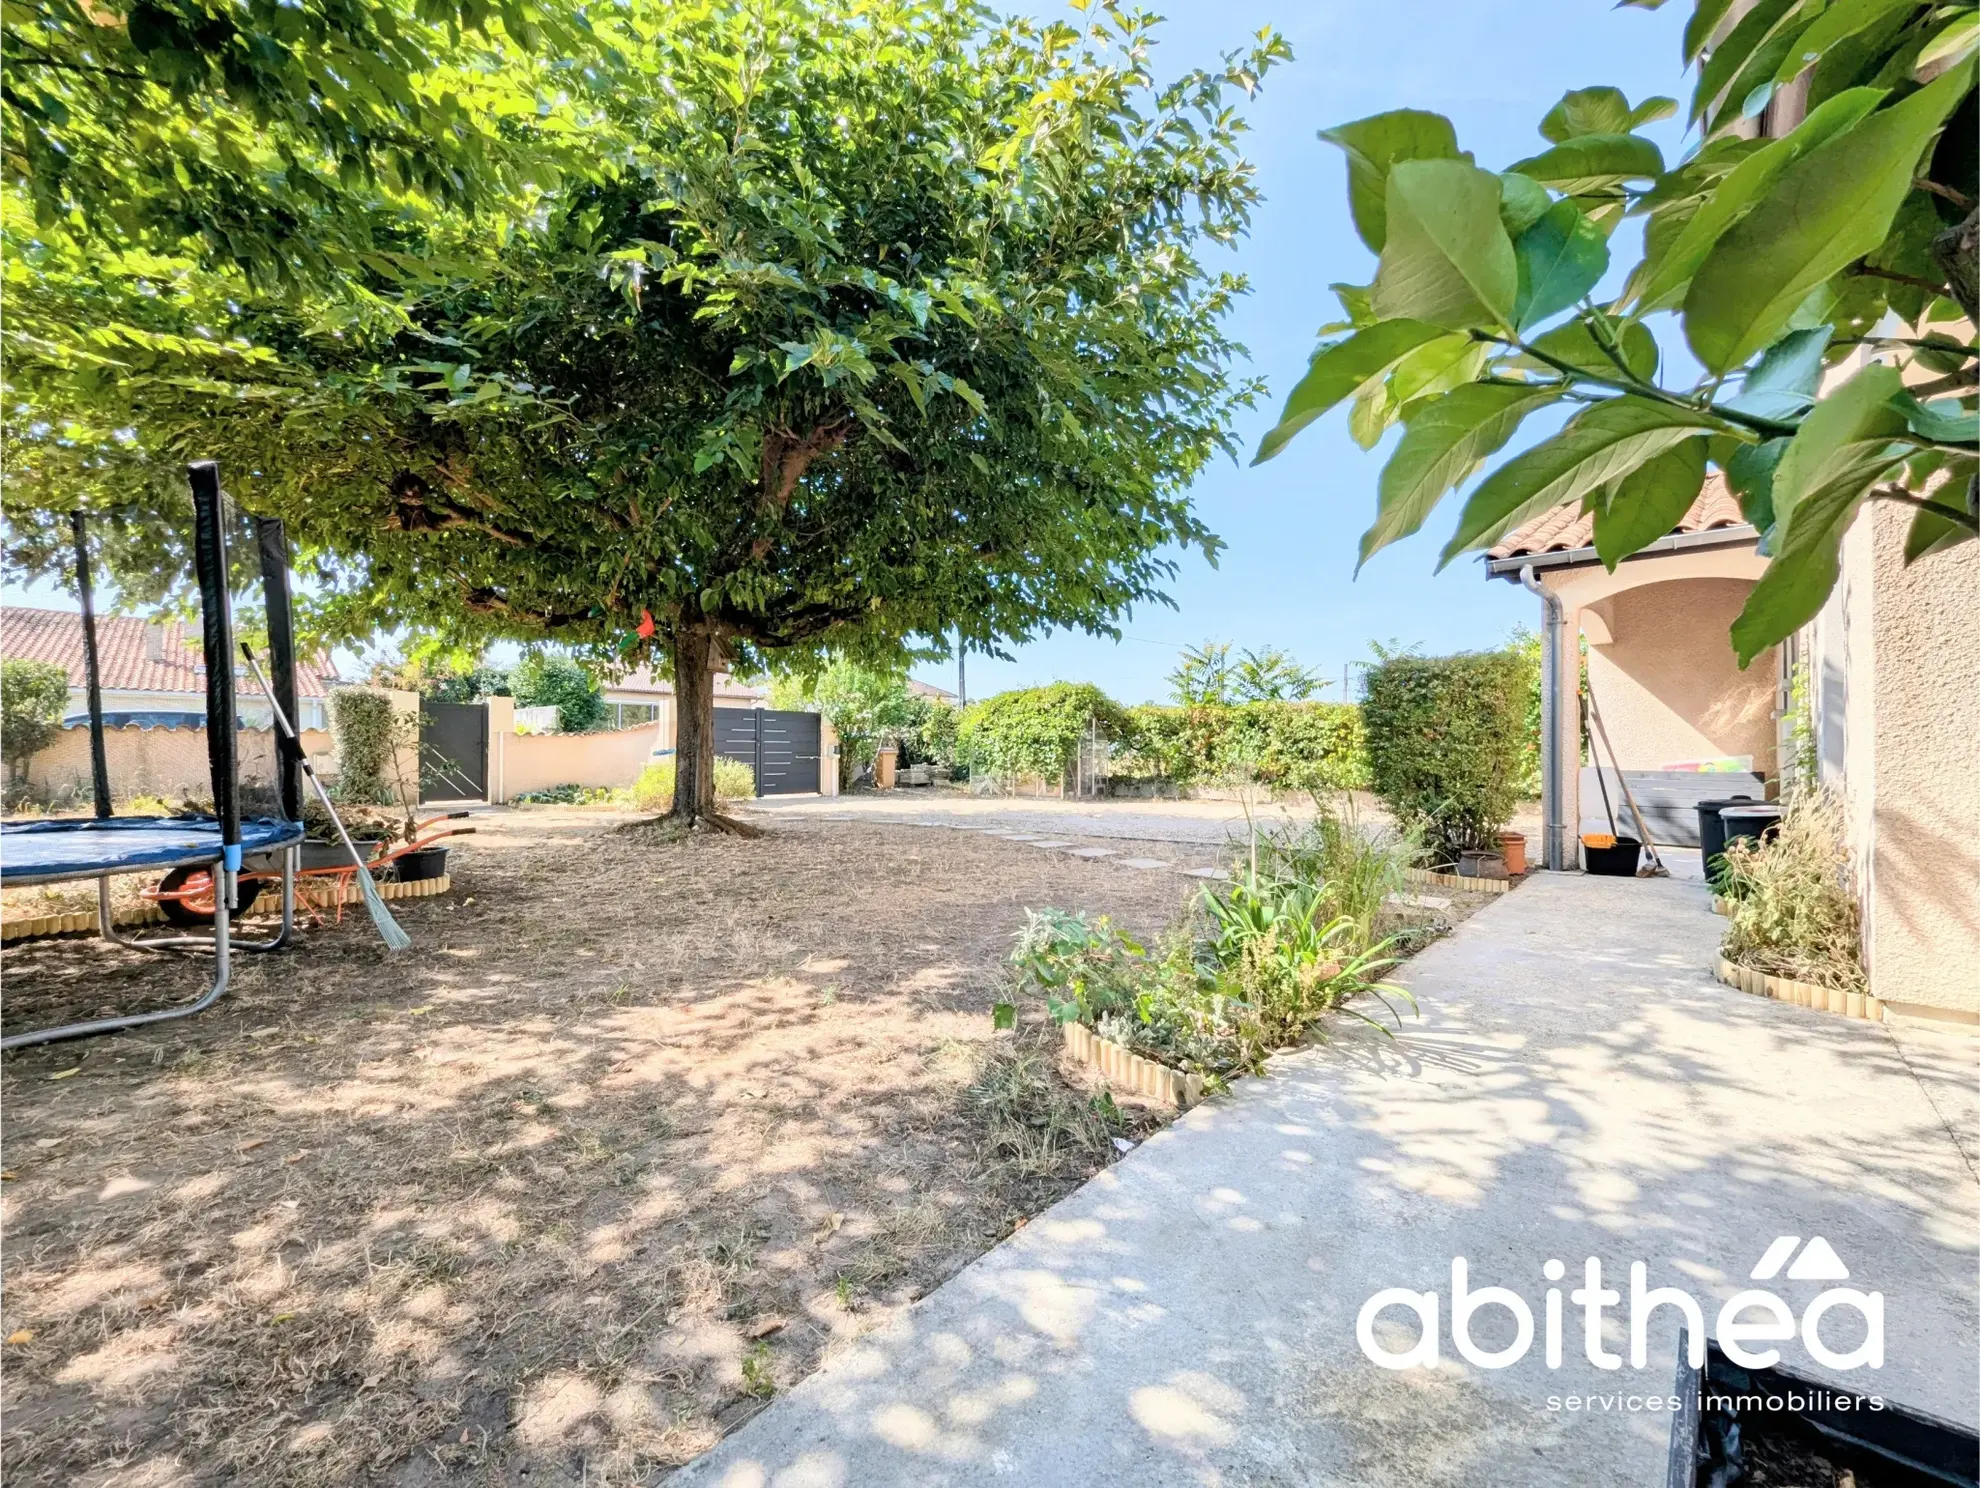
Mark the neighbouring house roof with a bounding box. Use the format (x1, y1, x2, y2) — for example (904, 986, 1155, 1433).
(1486, 475, 1751, 562)
(907, 678, 957, 702)
(0, 606, 339, 697)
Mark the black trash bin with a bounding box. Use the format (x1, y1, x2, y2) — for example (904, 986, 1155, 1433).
(1697, 796, 1759, 887)
(1717, 805, 1783, 876)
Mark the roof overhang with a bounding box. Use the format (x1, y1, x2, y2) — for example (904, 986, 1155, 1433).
(1485, 523, 1760, 580)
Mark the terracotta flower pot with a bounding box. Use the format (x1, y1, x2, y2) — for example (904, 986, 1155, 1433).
(1498, 832, 1527, 876)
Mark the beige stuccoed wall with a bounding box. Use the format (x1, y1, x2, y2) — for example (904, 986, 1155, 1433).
(27, 724, 336, 803)
(1859, 502, 1980, 1024)
(499, 724, 661, 798)
(1582, 577, 1778, 774)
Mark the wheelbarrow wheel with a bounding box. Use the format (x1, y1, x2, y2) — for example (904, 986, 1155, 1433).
(155, 865, 217, 927)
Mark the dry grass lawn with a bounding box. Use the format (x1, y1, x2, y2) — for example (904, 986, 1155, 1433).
(0, 810, 1224, 1486)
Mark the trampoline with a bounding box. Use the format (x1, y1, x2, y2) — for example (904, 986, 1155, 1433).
(1, 463, 306, 1050)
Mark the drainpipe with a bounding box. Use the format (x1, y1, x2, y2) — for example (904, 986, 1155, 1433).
(1520, 565, 1574, 872)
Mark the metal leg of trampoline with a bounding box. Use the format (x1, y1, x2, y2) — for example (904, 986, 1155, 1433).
(1, 883, 233, 1052)
(94, 851, 295, 954)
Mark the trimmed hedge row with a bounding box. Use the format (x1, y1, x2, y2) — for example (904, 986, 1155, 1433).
(1115, 702, 1368, 792)
(958, 683, 1131, 784)
(1360, 650, 1527, 862)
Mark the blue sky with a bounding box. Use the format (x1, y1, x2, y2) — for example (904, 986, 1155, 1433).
(8, 1, 1700, 699)
(919, 0, 1696, 703)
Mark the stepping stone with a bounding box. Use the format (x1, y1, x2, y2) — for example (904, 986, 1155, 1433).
(1180, 866, 1230, 880)
(1116, 857, 1171, 870)
(996, 833, 1044, 841)
(1066, 846, 1116, 858)
(1026, 839, 1074, 848)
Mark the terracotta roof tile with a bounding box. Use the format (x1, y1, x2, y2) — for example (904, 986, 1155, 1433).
(0, 607, 338, 697)
(1486, 473, 1751, 560)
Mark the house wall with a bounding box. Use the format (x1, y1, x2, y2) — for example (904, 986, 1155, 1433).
(1859, 502, 1980, 1025)
(27, 724, 336, 804)
(497, 724, 662, 799)
(1583, 577, 1779, 775)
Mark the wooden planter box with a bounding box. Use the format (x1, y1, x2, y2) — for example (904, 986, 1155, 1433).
(1062, 1021, 1204, 1109)
(1715, 956, 1880, 1022)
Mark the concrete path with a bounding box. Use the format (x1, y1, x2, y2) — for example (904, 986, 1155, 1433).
(675, 875, 1977, 1487)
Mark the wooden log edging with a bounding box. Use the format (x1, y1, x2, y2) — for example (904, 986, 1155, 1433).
(1062, 1020, 1205, 1109)
(2, 874, 451, 943)
(1715, 955, 1880, 1022)
(1406, 867, 1514, 895)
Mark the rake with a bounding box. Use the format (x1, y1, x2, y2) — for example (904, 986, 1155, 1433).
(240, 643, 412, 951)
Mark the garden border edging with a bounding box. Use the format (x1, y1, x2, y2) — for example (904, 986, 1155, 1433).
(1061, 1020, 1204, 1109)
(1715, 956, 1881, 1022)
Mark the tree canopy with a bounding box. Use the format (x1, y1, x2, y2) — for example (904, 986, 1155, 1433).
(1256, 0, 1977, 666)
(4, 0, 1288, 821)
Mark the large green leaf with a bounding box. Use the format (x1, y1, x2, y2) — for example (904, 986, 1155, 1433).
(1593, 437, 1709, 569)
(1730, 478, 1863, 665)
(1708, 10, 1824, 134)
(1773, 0, 1923, 87)
(1727, 436, 1790, 534)
(1685, 0, 1741, 62)
(1684, 67, 1971, 373)
(1512, 201, 1609, 330)
(1770, 364, 1911, 531)
(1321, 110, 1466, 254)
(1371, 159, 1517, 332)
(1440, 397, 1722, 564)
(1891, 391, 1980, 445)
(1497, 172, 1553, 239)
(1904, 499, 1977, 563)
(1539, 87, 1677, 141)
(1692, 0, 1803, 125)
(1252, 319, 1447, 464)
(1359, 382, 1563, 569)
(1389, 334, 1488, 406)
(1507, 134, 1665, 193)
(1630, 88, 1884, 314)
(1725, 326, 1833, 422)
(1523, 316, 1660, 383)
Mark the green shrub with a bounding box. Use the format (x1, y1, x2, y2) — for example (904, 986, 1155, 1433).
(330, 688, 402, 805)
(630, 756, 755, 810)
(1721, 791, 1864, 992)
(1, 658, 70, 783)
(1361, 651, 1526, 864)
(1247, 803, 1422, 948)
(512, 782, 621, 806)
(959, 683, 1129, 785)
(511, 653, 606, 733)
(1116, 702, 1367, 792)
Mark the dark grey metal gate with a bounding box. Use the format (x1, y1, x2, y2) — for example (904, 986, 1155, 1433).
(712, 707, 821, 795)
(419, 701, 487, 801)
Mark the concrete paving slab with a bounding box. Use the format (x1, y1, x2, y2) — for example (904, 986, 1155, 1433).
(1066, 847, 1117, 859)
(1180, 866, 1229, 880)
(676, 875, 1977, 1488)
(1115, 857, 1172, 870)
(1024, 839, 1074, 849)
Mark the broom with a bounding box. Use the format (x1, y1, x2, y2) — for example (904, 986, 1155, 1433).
(240, 644, 412, 951)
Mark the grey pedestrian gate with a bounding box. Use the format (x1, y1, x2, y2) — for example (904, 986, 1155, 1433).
(712, 707, 821, 795)
(419, 701, 487, 801)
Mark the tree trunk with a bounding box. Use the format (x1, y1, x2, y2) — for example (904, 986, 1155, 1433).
(667, 623, 759, 835)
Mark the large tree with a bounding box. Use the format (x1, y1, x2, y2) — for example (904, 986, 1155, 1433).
(7, 0, 1289, 828)
(1256, 0, 1976, 665)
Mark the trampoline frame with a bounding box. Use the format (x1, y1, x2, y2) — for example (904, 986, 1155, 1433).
(2, 462, 306, 1051)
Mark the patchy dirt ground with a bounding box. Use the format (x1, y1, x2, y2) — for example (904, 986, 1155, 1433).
(0, 810, 1228, 1487)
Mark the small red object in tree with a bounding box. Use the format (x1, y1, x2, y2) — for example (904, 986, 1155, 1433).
(636, 609, 656, 640)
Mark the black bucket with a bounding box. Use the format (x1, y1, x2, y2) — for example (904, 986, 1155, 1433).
(392, 846, 449, 883)
(1584, 837, 1642, 876)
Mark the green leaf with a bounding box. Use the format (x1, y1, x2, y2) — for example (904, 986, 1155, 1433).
(1891, 392, 1980, 445)
(1440, 396, 1722, 564)
(1593, 437, 1709, 569)
(1628, 96, 1680, 130)
(1497, 172, 1553, 239)
(1252, 320, 1448, 464)
(1684, 68, 1971, 373)
(1725, 326, 1833, 422)
(1692, 0, 1801, 125)
(1371, 160, 1517, 332)
(1349, 379, 1398, 450)
(1772, 0, 1922, 87)
(1727, 437, 1790, 533)
(991, 1001, 1016, 1031)
(1903, 500, 1975, 562)
(1730, 476, 1864, 665)
(1540, 87, 1636, 142)
(1390, 333, 1487, 406)
(1512, 201, 1609, 331)
(1685, 0, 1741, 63)
(1630, 88, 1885, 313)
(1359, 382, 1564, 569)
(1916, 12, 1980, 72)
(1524, 316, 1660, 383)
(1508, 134, 1665, 193)
(1771, 363, 1909, 532)
(1320, 110, 1466, 253)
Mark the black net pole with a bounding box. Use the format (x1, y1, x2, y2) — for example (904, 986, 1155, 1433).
(69, 511, 112, 820)
(253, 517, 302, 823)
(187, 463, 240, 901)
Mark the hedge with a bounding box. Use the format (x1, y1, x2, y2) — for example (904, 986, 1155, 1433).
(958, 683, 1131, 784)
(1361, 650, 1527, 863)
(331, 688, 401, 805)
(1115, 702, 1368, 793)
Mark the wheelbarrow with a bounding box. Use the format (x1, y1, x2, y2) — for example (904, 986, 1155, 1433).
(144, 813, 476, 928)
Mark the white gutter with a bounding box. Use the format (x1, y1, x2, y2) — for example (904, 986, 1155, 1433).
(1519, 564, 1576, 872)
